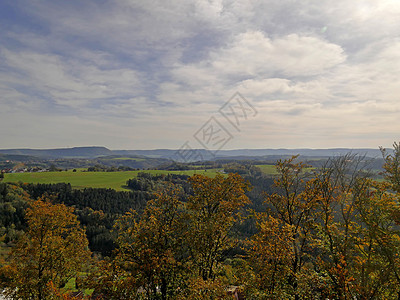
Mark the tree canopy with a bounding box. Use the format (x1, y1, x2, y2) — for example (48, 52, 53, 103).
(0, 196, 91, 300)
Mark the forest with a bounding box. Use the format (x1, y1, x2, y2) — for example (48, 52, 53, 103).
(0, 143, 400, 299)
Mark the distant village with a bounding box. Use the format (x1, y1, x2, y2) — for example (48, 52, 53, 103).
(1, 166, 49, 174)
(0, 159, 64, 174)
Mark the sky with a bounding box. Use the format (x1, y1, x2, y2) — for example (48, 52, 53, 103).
(1, 0, 399, 150)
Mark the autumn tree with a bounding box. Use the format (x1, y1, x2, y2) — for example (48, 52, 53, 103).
(86, 173, 250, 299)
(250, 154, 399, 299)
(381, 141, 400, 192)
(83, 256, 137, 300)
(310, 154, 372, 298)
(248, 215, 295, 298)
(110, 184, 186, 300)
(309, 154, 400, 299)
(185, 173, 250, 282)
(0, 196, 91, 300)
(255, 156, 320, 298)
(351, 180, 400, 298)
(176, 276, 231, 300)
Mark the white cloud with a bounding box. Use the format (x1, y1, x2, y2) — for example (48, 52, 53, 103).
(170, 31, 346, 92)
(211, 32, 346, 78)
(1, 48, 144, 109)
(237, 78, 331, 101)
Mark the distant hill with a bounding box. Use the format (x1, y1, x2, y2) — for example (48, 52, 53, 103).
(0, 146, 387, 161)
(0, 153, 42, 162)
(113, 149, 177, 158)
(114, 148, 386, 161)
(217, 148, 384, 158)
(0, 146, 113, 158)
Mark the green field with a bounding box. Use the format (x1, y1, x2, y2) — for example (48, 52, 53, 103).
(255, 164, 279, 174)
(255, 164, 314, 175)
(4, 169, 222, 191)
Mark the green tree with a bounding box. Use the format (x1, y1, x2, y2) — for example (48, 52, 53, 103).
(0, 196, 91, 300)
(0, 183, 30, 243)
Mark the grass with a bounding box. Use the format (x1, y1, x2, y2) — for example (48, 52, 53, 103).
(255, 164, 314, 175)
(255, 164, 279, 175)
(2, 164, 316, 191)
(4, 169, 222, 191)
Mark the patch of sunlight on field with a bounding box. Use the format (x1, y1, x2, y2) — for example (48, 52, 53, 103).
(4, 169, 222, 191)
(255, 164, 314, 175)
(255, 164, 278, 175)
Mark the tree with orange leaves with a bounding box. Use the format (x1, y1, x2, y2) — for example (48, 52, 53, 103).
(248, 215, 295, 298)
(310, 154, 400, 299)
(381, 142, 400, 192)
(260, 156, 319, 298)
(110, 184, 186, 300)
(0, 196, 91, 300)
(186, 173, 250, 282)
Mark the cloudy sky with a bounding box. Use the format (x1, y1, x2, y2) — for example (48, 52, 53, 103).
(1, 0, 399, 150)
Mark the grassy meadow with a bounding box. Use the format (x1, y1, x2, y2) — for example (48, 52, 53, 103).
(3, 164, 287, 191)
(255, 164, 314, 175)
(254, 164, 279, 174)
(3, 169, 223, 191)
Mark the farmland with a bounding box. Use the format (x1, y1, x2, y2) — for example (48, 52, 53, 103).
(3, 169, 223, 191)
(254, 164, 278, 174)
(254, 164, 314, 174)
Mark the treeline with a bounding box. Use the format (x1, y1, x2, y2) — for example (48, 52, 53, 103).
(21, 182, 151, 256)
(0, 183, 29, 243)
(86, 165, 136, 172)
(23, 183, 150, 214)
(126, 172, 192, 195)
